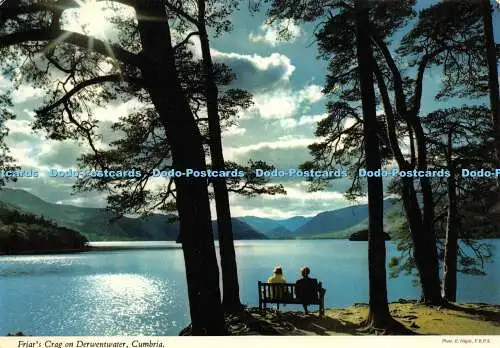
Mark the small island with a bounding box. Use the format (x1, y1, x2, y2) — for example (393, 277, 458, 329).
(0, 203, 88, 255)
(349, 229, 391, 241)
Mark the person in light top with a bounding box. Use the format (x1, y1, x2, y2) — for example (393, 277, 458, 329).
(267, 266, 286, 300)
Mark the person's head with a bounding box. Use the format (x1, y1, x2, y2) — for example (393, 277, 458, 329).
(300, 266, 310, 278)
(273, 266, 283, 275)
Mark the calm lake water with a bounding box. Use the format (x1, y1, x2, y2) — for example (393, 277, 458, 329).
(0, 239, 498, 335)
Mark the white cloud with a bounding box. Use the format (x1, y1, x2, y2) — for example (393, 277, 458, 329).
(4, 119, 32, 134)
(211, 50, 296, 82)
(225, 137, 318, 161)
(7, 147, 37, 167)
(0, 74, 10, 88)
(227, 180, 359, 219)
(22, 108, 36, 119)
(343, 117, 357, 129)
(297, 85, 323, 103)
(11, 85, 45, 103)
(252, 91, 298, 119)
(249, 19, 302, 46)
(266, 186, 345, 201)
(92, 98, 144, 122)
(222, 126, 246, 137)
(250, 84, 324, 120)
(280, 113, 328, 129)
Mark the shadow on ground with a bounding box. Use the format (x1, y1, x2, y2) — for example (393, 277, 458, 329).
(241, 309, 417, 335)
(445, 303, 500, 323)
(275, 311, 363, 335)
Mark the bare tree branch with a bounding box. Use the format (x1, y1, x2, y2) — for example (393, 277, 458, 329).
(0, 29, 143, 67)
(165, 1, 199, 26)
(173, 31, 199, 50)
(37, 74, 123, 115)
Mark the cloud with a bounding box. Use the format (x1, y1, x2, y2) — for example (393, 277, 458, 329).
(224, 137, 318, 171)
(249, 84, 324, 120)
(211, 50, 295, 91)
(252, 91, 298, 119)
(4, 119, 32, 135)
(228, 181, 356, 219)
(222, 125, 246, 137)
(297, 85, 323, 103)
(0, 74, 10, 88)
(249, 19, 302, 46)
(92, 98, 144, 123)
(229, 137, 317, 155)
(279, 113, 328, 129)
(37, 141, 85, 167)
(11, 85, 45, 103)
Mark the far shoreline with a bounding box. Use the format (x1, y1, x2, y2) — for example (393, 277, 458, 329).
(1, 238, 498, 256)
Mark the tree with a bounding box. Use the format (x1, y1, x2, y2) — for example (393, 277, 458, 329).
(354, 0, 392, 330)
(480, 0, 500, 180)
(192, 0, 245, 312)
(0, 92, 18, 188)
(258, 0, 447, 304)
(72, 6, 285, 313)
(0, 0, 225, 334)
(423, 106, 493, 301)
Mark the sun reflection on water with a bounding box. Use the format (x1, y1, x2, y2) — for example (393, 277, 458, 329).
(77, 274, 175, 335)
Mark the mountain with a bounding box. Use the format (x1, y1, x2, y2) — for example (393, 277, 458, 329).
(0, 188, 266, 241)
(0, 202, 88, 254)
(212, 219, 267, 240)
(266, 225, 294, 239)
(292, 198, 397, 238)
(0, 188, 403, 241)
(239, 215, 311, 235)
(238, 200, 401, 239)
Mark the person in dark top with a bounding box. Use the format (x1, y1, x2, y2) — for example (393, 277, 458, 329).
(295, 266, 318, 314)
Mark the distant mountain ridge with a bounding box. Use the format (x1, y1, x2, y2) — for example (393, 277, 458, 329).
(240, 198, 399, 239)
(0, 188, 402, 241)
(0, 188, 266, 241)
(239, 215, 311, 234)
(292, 199, 396, 238)
(0, 201, 88, 254)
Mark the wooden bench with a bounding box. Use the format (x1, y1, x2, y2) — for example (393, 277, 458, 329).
(258, 281, 326, 316)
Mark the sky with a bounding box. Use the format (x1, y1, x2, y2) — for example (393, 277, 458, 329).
(0, 0, 499, 219)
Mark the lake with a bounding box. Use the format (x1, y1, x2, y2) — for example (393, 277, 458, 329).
(0, 239, 498, 335)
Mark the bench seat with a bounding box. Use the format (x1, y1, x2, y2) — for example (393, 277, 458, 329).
(258, 281, 326, 316)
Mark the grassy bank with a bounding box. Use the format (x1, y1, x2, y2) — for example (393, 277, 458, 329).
(223, 302, 500, 335)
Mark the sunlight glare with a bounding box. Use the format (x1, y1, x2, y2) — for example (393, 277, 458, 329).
(71, 0, 110, 39)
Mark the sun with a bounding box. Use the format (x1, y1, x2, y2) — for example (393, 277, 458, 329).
(72, 0, 110, 39)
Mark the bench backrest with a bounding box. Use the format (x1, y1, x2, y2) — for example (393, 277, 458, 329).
(258, 281, 324, 303)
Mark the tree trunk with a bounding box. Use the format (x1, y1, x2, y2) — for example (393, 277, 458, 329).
(412, 122, 443, 305)
(197, 0, 243, 313)
(373, 56, 442, 305)
(399, 177, 442, 304)
(355, 0, 392, 329)
(135, 2, 225, 335)
(481, 0, 500, 185)
(443, 133, 458, 302)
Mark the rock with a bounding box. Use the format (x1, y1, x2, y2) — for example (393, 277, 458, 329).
(396, 298, 417, 304)
(353, 303, 369, 307)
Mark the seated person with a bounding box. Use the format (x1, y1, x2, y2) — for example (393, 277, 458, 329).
(295, 266, 319, 314)
(267, 266, 287, 300)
